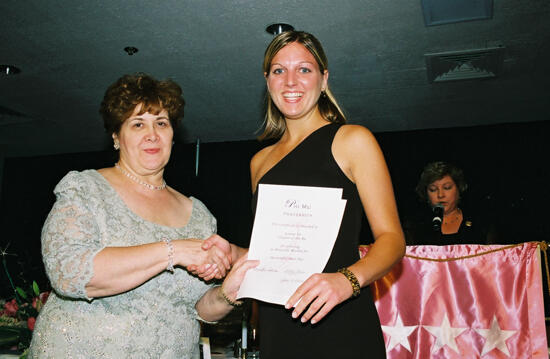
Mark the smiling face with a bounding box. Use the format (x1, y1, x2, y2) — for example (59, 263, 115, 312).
(113, 103, 173, 175)
(426, 175, 460, 214)
(265, 42, 328, 121)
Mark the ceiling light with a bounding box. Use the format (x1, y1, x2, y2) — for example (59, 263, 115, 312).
(124, 46, 139, 56)
(265, 23, 294, 35)
(0, 65, 21, 75)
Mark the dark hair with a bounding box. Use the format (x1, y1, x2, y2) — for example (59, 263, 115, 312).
(99, 73, 185, 135)
(415, 161, 468, 203)
(259, 31, 346, 140)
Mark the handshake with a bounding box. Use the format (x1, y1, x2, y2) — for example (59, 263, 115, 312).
(186, 234, 245, 281)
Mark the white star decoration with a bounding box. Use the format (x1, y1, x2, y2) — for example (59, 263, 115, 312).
(475, 315, 517, 356)
(382, 312, 520, 356)
(423, 313, 468, 353)
(381, 314, 418, 352)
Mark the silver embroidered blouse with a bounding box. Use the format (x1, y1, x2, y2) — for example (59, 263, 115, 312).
(28, 170, 216, 359)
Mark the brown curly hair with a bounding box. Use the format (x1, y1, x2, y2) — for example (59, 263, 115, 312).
(99, 73, 185, 135)
(415, 161, 468, 203)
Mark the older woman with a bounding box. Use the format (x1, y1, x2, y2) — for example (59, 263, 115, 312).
(404, 161, 497, 245)
(248, 31, 405, 359)
(28, 73, 253, 358)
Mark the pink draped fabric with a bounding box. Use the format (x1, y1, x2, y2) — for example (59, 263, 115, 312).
(360, 242, 548, 358)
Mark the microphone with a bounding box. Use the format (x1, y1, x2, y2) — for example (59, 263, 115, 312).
(432, 204, 444, 232)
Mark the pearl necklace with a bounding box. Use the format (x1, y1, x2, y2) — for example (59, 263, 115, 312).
(115, 163, 166, 190)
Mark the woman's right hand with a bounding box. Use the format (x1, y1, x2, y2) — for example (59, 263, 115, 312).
(189, 235, 249, 281)
(176, 237, 230, 280)
(182, 235, 232, 280)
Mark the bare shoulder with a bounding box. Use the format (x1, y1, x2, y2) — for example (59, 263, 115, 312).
(250, 144, 275, 173)
(249, 144, 275, 189)
(165, 187, 193, 217)
(332, 125, 385, 183)
(167, 186, 190, 202)
(96, 166, 123, 187)
(96, 166, 115, 177)
(334, 124, 379, 153)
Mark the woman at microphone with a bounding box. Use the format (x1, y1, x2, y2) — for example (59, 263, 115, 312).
(403, 161, 497, 245)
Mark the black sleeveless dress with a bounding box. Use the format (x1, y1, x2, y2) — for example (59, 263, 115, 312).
(253, 123, 387, 359)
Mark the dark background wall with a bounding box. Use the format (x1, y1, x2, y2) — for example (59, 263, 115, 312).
(1, 120, 549, 298)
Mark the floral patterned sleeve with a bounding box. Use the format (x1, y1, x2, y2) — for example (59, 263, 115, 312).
(41, 171, 104, 301)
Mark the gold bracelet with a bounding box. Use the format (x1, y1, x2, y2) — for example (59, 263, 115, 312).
(337, 267, 361, 297)
(219, 285, 243, 307)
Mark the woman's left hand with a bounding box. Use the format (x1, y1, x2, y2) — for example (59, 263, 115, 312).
(285, 272, 354, 324)
(221, 254, 259, 301)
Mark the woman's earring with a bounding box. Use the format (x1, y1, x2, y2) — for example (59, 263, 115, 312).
(113, 140, 120, 150)
(321, 90, 327, 98)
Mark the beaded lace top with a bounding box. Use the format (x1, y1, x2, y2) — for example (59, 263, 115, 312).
(29, 170, 216, 359)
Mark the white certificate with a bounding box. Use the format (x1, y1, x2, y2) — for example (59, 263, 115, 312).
(236, 184, 346, 305)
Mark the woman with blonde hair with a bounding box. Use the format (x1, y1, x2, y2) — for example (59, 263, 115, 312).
(250, 31, 405, 359)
